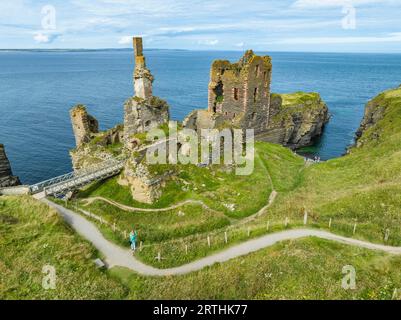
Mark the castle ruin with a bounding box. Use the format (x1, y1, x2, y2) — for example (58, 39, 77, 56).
(70, 105, 99, 148)
(208, 50, 272, 134)
(184, 50, 272, 135)
(123, 37, 169, 146)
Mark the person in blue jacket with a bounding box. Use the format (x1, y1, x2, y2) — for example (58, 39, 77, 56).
(129, 230, 138, 251)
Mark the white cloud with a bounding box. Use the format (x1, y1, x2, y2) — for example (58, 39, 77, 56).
(33, 32, 50, 43)
(198, 39, 219, 46)
(118, 36, 132, 45)
(292, 0, 390, 9)
(277, 32, 401, 44)
(235, 42, 245, 47)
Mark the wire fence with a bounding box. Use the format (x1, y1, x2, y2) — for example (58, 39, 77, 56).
(66, 200, 400, 264)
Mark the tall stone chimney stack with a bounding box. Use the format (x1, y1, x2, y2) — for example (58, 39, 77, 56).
(133, 37, 154, 99)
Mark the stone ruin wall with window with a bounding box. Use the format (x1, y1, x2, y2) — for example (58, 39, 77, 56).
(207, 50, 272, 135)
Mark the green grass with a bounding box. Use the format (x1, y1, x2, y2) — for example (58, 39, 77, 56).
(110, 237, 401, 300)
(0, 196, 127, 300)
(39, 87, 401, 299)
(78, 141, 302, 219)
(71, 86, 401, 268)
(76, 200, 230, 244)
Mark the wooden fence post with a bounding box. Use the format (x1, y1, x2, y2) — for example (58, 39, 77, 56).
(329, 218, 332, 229)
(140, 241, 143, 252)
(247, 227, 251, 237)
(353, 223, 357, 235)
(224, 232, 228, 244)
(266, 221, 270, 231)
(384, 229, 390, 242)
(185, 245, 188, 255)
(304, 211, 308, 225)
(207, 236, 211, 248)
(285, 217, 289, 227)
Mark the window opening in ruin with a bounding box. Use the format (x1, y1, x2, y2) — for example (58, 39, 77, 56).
(264, 71, 267, 81)
(213, 81, 224, 109)
(254, 87, 258, 102)
(234, 88, 239, 101)
(255, 65, 260, 77)
(145, 120, 151, 127)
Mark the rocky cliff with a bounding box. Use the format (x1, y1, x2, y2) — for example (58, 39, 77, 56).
(256, 92, 329, 149)
(353, 85, 401, 149)
(0, 144, 20, 188)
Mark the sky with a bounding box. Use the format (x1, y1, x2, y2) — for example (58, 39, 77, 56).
(1, 0, 401, 52)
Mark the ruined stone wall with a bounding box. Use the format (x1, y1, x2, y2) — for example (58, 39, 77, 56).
(207, 50, 272, 134)
(70, 105, 99, 148)
(0, 144, 20, 188)
(123, 96, 169, 144)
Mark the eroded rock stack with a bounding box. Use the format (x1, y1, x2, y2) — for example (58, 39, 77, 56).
(0, 144, 20, 188)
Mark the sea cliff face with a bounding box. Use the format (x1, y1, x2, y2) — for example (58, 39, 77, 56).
(256, 92, 329, 149)
(0, 144, 20, 188)
(353, 85, 401, 149)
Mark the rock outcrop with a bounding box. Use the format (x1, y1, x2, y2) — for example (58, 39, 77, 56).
(354, 94, 386, 148)
(256, 92, 329, 148)
(353, 85, 401, 149)
(0, 144, 20, 188)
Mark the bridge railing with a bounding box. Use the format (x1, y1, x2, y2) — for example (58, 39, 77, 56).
(30, 158, 126, 195)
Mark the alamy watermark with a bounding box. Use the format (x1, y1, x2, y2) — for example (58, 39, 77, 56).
(41, 5, 57, 30)
(34, 5, 57, 44)
(42, 264, 56, 290)
(342, 265, 356, 290)
(140, 121, 255, 176)
(342, 1, 357, 30)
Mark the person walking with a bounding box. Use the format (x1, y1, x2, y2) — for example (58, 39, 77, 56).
(129, 230, 138, 251)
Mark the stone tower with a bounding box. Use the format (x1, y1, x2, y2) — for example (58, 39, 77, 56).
(207, 50, 272, 134)
(133, 37, 154, 99)
(70, 105, 99, 148)
(123, 37, 170, 145)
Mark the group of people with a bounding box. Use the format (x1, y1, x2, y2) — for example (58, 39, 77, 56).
(304, 156, 322, 163)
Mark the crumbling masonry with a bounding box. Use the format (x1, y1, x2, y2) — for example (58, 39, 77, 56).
(208, 50, 272, 134)
(70, 105, 99, 148)
(123, 37, 169, 145)
(184, 50, 272, 135)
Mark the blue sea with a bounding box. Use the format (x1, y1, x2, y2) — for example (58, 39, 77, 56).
(1, 49, 401, 185)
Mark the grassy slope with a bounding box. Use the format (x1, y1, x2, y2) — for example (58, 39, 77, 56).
(74, 85, 401, 268)
(48, 87, 401, 299)
(0, 196, 127, 299)
(112, 238, 401, 300)
(254, 87, 401, 246)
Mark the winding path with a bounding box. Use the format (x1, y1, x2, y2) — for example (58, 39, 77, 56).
(82, 197, 218, 213)
(42, 198, 401, 277)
